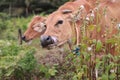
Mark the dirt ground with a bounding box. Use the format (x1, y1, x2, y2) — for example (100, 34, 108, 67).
(34, 43, 70, 67)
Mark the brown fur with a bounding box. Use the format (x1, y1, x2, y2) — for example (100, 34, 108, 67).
(23, 16, 46, 41)
(41, 0, 120, 55)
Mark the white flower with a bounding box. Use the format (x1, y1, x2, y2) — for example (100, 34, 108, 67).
(91, 13, 95, 17)
(86, 17, 90, 21)
(87, 47, 92, 51)
(80, 5, 85, 9)
(117, 23, 120, 30)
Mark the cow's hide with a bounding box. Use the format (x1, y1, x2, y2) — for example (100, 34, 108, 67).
(22, 16, 46, 42)
(40, 0, 120, 55)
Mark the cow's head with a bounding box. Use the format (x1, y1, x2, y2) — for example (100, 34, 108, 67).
(40, 10, 76, 48)
(22, 16, 46, 42)
(40, 3, 90, 48)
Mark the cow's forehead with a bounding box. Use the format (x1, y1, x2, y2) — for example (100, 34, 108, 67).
(45, 11, 64, 25)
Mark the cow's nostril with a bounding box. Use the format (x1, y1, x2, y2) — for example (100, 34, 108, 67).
(22, 36, 26, 40)
(46, 36, 51, 40)
(40, 35, 54, 47)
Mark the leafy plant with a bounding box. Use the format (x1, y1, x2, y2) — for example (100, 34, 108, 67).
(0, 40, 37, 80)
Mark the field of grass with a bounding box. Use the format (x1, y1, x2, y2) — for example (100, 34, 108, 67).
(0, 12, 120, 80)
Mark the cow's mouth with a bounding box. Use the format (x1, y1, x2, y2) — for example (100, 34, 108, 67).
(23, 40, 33, 45)
(26, 40, 33, 45)
(45, 39, 71, 49)
(21, 36, 33, 44)
(40, 36, 58, 49)
(45, 40, 57, 49)
(40, 35, 71, 49)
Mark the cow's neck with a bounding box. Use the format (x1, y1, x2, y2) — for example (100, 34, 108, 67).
(72, 0, 119, 45)
(70, 0, 103, 45)
(69, 0, 93, 45)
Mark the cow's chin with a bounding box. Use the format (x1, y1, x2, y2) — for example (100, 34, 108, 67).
(47, 39, 69, 49)
(23, 39, 33, 45)
(26, 40, 33, 45)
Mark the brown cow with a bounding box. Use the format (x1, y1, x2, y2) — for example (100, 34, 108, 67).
(40, 0, 120, 55)
(22, 16, 46, 42)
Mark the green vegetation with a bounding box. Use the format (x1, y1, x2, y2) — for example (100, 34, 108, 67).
(0, 39, 120, 80)
(0, 40, 37, 80)
(0, 4, 120, 80)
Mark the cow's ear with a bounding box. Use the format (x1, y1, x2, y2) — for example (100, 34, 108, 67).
(62, 9, 72, 14)
(33, 22, 46, 33)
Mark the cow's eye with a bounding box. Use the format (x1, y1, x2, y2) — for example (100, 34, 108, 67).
(58, 20, 63, 24)
(55, 20, 63, 26)
(42, 24, 47, 30)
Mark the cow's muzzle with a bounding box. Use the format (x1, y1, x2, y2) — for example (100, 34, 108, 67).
(22, 36, 26, 41)
(21, 36, 32, 42)
(40, 35, 57, 48)
(21, 36, 29, 42)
